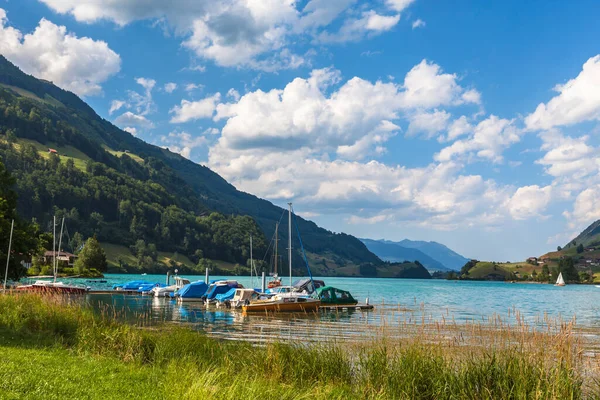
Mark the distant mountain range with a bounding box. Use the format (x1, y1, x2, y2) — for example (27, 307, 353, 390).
(360, 238, 470, 271)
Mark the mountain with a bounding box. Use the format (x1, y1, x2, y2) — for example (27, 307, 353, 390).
(0, 56, 382, 276)
(360, 238, 449, 271)
(563, 219, 600, 250)
(361, 238, 469, 271)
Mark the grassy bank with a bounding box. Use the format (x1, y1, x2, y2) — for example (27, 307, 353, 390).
(0, 294, 596, 399)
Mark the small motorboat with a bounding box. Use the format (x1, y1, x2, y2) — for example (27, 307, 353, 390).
(152, 277, 191, 297)
(174, 281, 209, 302)
(16, 280, 89, 295)
(242, 293, 320, 313)
(313, 286, 358, 306)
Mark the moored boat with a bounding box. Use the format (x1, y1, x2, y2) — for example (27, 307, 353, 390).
(313, 286, 358, 306)
(16, 280, 89, 294)
(242, 293, 319, 312)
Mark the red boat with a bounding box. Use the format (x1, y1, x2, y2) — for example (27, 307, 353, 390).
(16, 280, 89, 295)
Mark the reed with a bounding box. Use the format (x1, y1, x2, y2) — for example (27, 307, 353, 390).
(0, 293, 597, 399)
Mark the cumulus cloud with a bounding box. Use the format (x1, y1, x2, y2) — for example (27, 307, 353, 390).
(161, 131, 208, 159)
(536, 130, 600, 179)
(164, 82, 178, 93)
(38, 0, 415, 71)
(0, 8, 120, 96)
(444, 116, 472, 142)
(506, 185, 553, 220)
(563, 186, 600, 230)
(170, 93, 221, 123)
(406, 110, 450, 138)
(400, 60, 479, 109)
(435, 115, 520, 163)
(318, 11, 400, 43)
(123, 127, 137, 135)
(525, 55, 600, 130)
(114, 111, 154, 129)
(184, 83, 204, 92)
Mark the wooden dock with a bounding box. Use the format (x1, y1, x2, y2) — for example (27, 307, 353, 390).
(319, 304, 374, 311)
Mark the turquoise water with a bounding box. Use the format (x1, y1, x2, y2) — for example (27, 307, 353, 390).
(39, 274, 600, 342)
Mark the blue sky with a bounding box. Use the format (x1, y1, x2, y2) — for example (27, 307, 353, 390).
(1, 0, 600, 261)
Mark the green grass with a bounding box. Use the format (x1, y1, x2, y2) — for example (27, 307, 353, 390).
(466, 262, 514, 280)
(12, 138, 90, 172)
(101, 242, 236, 271)
(0, 83, 64, 108)
(0, 294, 594, 399)
(104, 147, 144, 163)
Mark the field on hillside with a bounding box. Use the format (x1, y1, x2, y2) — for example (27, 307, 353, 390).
(12, 138, 90, 171)
(101, 243, 237, 272)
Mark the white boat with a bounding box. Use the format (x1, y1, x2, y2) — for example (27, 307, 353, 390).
(229, 288, 267, 308)
(554, 272, 566, 287)
(151, 276, 190, 297)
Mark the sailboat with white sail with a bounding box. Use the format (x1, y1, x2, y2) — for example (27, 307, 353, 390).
(554, 272, 566, 287)
(242, 203, 320, 313)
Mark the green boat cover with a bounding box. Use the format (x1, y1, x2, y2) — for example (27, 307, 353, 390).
(313, 286, 358, 305)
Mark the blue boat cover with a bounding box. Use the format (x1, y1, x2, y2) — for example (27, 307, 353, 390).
(113, 280, 154, 290)
(214, 287, 237, 302)
(205, 282, 238, 300)
(176, 281, 208, 298)
(137, 283, 164, 292)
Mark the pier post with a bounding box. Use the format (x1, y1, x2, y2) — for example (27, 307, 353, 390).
(166, 271, 171, 285)
(261, 272, 266, 292)
(205, 268, 209, 284)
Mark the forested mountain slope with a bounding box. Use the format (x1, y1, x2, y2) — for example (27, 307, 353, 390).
(0, 56, 380, 274)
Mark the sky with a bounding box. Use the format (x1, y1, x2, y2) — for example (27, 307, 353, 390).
(1, 0, 600, 262)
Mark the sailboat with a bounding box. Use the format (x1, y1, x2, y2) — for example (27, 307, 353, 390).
(267, 222, 282, 289)
(554, 272, 566, 287)
(17, 217, 89, 294)
(242, 203, 320, 313)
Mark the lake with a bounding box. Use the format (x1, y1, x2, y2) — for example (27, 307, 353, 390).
(53, 274, 600, 343)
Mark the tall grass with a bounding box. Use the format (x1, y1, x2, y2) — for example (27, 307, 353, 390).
(0, 293, 597, 399)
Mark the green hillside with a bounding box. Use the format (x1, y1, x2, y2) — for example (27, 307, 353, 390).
(0, 56, 380, 276)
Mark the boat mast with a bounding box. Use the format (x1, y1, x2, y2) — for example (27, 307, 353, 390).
(288, 203, 292, 287)
(53, 216, 56, 282)
(55, 217, 65, 283)
(274, 222, 278, 276)
(250, 234, 254, 287)
(3, 219, 14, 291)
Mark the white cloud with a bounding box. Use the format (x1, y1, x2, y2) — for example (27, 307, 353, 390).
(347, 213, 391, 225)
(109, 100, 126, 115)
(444, 116, 472, 142)
(0, 8, 120, 96)
(170, 93, 221, 123)
(563, 186, 600, 229)
(185, 83, 204, 92)
(525, 55, 600, 130)
(161, 131, 208, 159)
(461, 88, 482, 105)
(227, 88, 241, 101)
(536, 130, 600, 179)
(38, 0, 412, 71)
(412, 19, 425, 29)
(386, 0, 415, 12)
(114, 111, 154, 128)
(400, 60, 479, 109)
(164, 82, 178, 93)
(123, 127, 137, 135)
(317, 11, 400, 43)
(435, 115, 520, 163)
(406, 110, 450, 138)
(506, 185, 553, 220)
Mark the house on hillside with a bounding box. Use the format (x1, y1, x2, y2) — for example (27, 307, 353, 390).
(527, 257, 538, 264)
(48, 148, 58, 154)
(43, 251, 77, 266)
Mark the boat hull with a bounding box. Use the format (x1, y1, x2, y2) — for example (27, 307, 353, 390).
(16, 285, 88, 295)
(242, 300, 320, 313)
